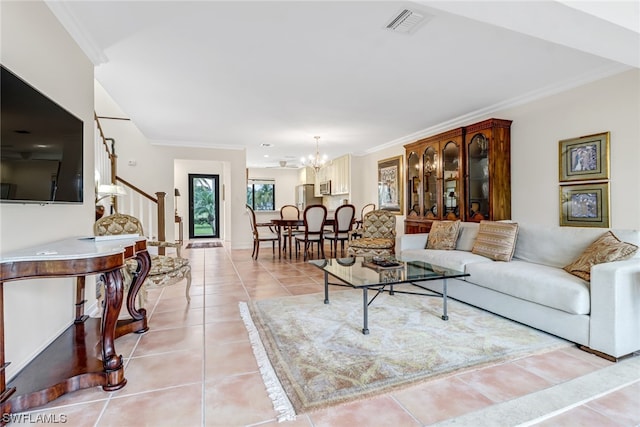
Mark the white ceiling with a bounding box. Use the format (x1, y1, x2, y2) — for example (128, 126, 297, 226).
(46, 1, 639, 168)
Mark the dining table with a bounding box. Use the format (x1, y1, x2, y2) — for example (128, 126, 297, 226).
(271, 217, 336, 259)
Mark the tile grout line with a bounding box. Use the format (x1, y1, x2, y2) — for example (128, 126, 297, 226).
(197, 247, 207, 427)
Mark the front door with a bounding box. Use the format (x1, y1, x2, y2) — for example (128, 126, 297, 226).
(188, 174, 220, 239)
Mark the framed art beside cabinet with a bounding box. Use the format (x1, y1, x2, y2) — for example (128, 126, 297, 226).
(559, 132, 610, 182)
(378, 155, 403, 215)
(559, 182, 610, 228)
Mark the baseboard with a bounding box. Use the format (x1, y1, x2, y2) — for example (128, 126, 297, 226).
(578, 345, 636, 363)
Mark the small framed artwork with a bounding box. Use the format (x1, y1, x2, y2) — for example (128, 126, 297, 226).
(378, 155, 404, 215)
(559, 132, 610, 182)
(559, 182, 609, 227)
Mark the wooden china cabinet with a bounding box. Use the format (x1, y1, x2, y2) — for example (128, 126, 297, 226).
(405, 128, 464, 233)
(404, 118, 511, 233)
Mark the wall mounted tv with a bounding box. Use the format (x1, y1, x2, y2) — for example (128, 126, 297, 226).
(1, 65, 84, 204)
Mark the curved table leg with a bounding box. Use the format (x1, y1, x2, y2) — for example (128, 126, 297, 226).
(101, 269, 127, 391)
(125, 250, 151, 326)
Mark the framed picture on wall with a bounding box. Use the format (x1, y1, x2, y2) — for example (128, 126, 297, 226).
(378, 155, 404, 215)
(559, 182, 610, 227)
(559, 132, 610, 182)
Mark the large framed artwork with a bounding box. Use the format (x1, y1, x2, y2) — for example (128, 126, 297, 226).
(559, 182, 609, 228)
(378, 155, 403, 215)
(559, 132, 610, 182)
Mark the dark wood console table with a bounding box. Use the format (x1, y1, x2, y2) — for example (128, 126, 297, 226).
(0, 236, 150, 419)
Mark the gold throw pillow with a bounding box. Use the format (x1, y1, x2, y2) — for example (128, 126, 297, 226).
(426, 220, 461, 250)
(471, 221, 519, 262)
(563, 231, 638, 281)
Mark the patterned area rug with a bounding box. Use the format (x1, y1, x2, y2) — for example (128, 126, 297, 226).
(185, 241, 222, 249)
(239, 286, 570, 421)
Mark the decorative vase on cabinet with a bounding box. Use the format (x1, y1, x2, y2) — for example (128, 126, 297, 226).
(403, 118, 511, 233)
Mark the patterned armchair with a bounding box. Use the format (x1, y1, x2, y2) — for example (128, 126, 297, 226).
(347, 210, 396, 257)
(94, 213, 192, 308)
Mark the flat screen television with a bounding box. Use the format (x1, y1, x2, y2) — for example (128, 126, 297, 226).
(1, 65, 84, 204)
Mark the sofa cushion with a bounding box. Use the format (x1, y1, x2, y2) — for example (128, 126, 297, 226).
(563, 231, 638, 281)
(399, 248, 493, 272)
(465, 260, 591, 315)
(513, 223, 640, 268)
(426, 220, 461, 250)
(471, 221, 519, 261)
(455, 222, 479, 251)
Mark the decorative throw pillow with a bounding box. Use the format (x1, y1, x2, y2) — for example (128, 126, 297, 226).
(563, 231, 638, 281)
(471, 221, 519, 261)
(426, 220, 461, 250)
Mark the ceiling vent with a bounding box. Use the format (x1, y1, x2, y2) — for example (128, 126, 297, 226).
(385, 8, 430, 34)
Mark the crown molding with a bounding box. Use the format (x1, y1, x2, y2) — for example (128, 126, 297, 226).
(45, 1, 108, 66)
(368, 62, 631, 154)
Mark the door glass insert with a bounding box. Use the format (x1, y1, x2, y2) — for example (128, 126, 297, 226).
(189, 174, 220, 239)
(442, 141, 460, 220)
(423, 146, 438, 218)
(407, 152, 420, 216)
(467, 133, 489, 221)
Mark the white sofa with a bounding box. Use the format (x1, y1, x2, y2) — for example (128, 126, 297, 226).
(396, 222, 640, 360)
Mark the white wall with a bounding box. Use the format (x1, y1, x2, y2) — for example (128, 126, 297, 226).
(95, 83, 251, 249)
(507, 69, 639, 229)
(356, 69, 640, 232)
(0, 1, 95, 379)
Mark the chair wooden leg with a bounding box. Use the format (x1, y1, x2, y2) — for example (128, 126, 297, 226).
(185, 269, 192, 303)
(320, 239, 325, 259)
(255, 241, 260, 260)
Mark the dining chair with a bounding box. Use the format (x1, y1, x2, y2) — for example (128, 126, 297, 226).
(279, 204, 302, 254)
(247, 205, 280, 259)
(295, 204, 328, 260)
(325, 204, 356, 257)
(94, 213, 192, 308)
(351, 203, 376, 239)
(347, 209, 396, 257)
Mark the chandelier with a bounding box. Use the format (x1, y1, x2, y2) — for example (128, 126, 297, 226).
(301, 136, 328, 173)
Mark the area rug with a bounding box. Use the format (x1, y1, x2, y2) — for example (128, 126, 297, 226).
(185, 241, 222, 249)
(239, 286, 571, 421)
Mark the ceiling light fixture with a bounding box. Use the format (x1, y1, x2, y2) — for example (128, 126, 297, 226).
(301, 136, 328, 173)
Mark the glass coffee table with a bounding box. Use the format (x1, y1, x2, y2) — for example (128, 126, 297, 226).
(309, 257, 469, 334)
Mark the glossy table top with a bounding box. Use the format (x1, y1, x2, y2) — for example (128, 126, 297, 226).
(309, 256, 468, 288)
(0, 235, 144, 263)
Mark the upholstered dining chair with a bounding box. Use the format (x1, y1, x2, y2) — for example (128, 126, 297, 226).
(247, 205, 280, 259)
(325, 204, 356, 257)
(351, 203, 376, 239)
(347, 209, 396, 257)
(295, 204, 328, 260)
(94, 213, 192, 308)
(279, 204, 302, 254)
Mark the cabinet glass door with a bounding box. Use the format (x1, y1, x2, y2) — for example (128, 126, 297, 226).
(442, 141, 460, 220)
(467, 133, 489, 221)
(407, 152, 420, 216)
(423, 146, 438, 218)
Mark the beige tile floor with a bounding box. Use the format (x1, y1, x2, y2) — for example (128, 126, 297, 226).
(17, 244, 640, 426)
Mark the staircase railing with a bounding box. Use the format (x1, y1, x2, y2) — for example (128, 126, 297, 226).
(94, 114, 168, 253)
